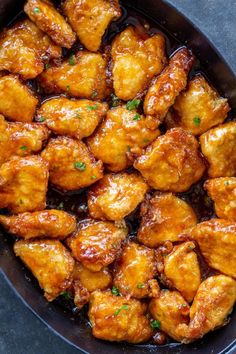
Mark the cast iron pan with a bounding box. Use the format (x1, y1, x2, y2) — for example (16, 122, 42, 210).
(0, 0, 235, 353)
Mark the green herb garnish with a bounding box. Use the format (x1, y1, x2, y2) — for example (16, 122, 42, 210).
(68, 55, 76, 66)
(114, 304, 129, 316)
(58, 202, 64, 210)
(110, 93, 120, 107)
(143, 138, 150, 144)
(150, 319, 161, 329)
(38, 116, 46, 122)
(33, 7, 40, 13)
(91, 91, 98, 99)
(111, 286, 120, 296)
(90, 175, 97, 180)
(66, 85, 70, 91)
(74, 161, 86, 171)
(133, 114, 141, 121)
(45, 63, 51, 70)
(137, 283, 144, 289)
(87, 105, 98, 111)
(126, 99, 141, 111)
(224, 181, 230, 186)
(60, 291, 71, 300)
(193, 116, 201, 126)
(20, 145, 27, 151)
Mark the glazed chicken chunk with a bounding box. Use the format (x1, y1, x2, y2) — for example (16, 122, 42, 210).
(112, 26, 167, 100)
(0, 19, 61, 79)
(87, 106, 160, 172)
(88, 290, 153, 343)
(0, 210, 76, 239)
(41, 136, 103, 191)
(63, 0, 121, 52)
(88, 172, 148, 221)
(0, 155, 48, 213)
(14, 239, 75, 301)
(134, 128, 205, 192)
(37, 97, 108, 139)
(200, 121, 236, 177)
(24, 0, 76, 48)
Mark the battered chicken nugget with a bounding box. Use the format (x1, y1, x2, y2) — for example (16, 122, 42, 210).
(38, 51, 110, 99)
(37, 97, 108, 139)
(0, 19, 61, 79)
(204, 177, 236, 221)
(67, 219, 127, 271)
(134, 128, 205, 192)
(167, 75, 230, 135)
(200, 121, 236, 177)
(25, 0, 76, 48)
(14, 239, 75, 301)
(63, 0, 121, 52)
(41, 136, 103, 191)
(138, 193, 197, 247)
(88, 290, 153, 343)
(88, 172, 148, 221)
(112, 26, 167, 100)
(0, 76, 38, 122)
(144, 47, 194, 123)
(87, 106, 160, 172)
(0, 210, 76, 239)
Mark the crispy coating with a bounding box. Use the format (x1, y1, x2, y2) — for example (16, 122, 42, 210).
(14, 239, 75, 301)
(87, 106, 160, 172)
(113, 242, 158, 298)
(191, 219, 236, 278)
(63, 0, 121, 52)
(200, 121, 236, 177)
(37, 97, 108, 139)
(163, 242, 201, 302)
(41, 136, 103, 191)
(38, 51, 110, 99)
(0, 19, 61, 79)
(204, 177, 236, 221)
(88, 290, 153, 343)
(0, 155, 48, 213)
(88, 172, 148, 221)
(134, 128, 205, 192)
(144, 47, 194, 123)
(111, 26, 167, 100)
(24, 0, 76, 48)
(67, 219, 127, 271)
(0, 75, 38, 122)
(167, 75, 230, 135)
(0, 210, 76, 239)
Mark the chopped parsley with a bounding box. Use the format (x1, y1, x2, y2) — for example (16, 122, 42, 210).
(127, 145, 131, 152)
(60, 291, 71, 300)
(66, 85, 70, 91)
(68, 55, 76, 66)
(224, 181, 230, 186)
(33, 7, 40, 13)
(58, 202, 64, 210)
(193, 116, 201, 126)
(38, 116, 46, 122)
(111, 286, 120, 296)
(110, 93, 120, 107)
(91, 91, 98, 99)
(114, 304, 129, 316)
(87, 105, 98, 111)
(150, 319, 161, 329)
(133, 114, 141, 121)
(143, 138, 150, 144)
(20, 145, 27, 151)
(74, 161, 86, 171)
(75, 112, 81, 119)
(45, 63, 51, 70)
(126, 99, 141, 111)
(137, 283, 144, 289)
(90, 175, 97, 180)
(19, 199, 24, 205)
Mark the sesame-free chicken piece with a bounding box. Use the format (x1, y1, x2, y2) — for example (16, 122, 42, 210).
(24, 0, 76, 48)
(41, 136, 103, 191)
(37, 97, 108, 139)
(63, 0, 121, 52)
(0, 75, 38, 122)
(38, 51, 110, 99)
(144, 47, 194, 124)
(0, 210, 76, 239)
(0, 155, 48, 213)
(67, 219, 127, 271)
(88, 290, 153, 343)
(111, 26, 167, 100)
(87, 106, 160, 172)
(0, 19, 61, 79)
(138, 193, 197, 247)
(191, 219, 236, 278)
(88, 172, 148, 221)
(0, 116, 10, 165)
(14, 239, 75, 301)
(134, 128, 205, 192)
(200, 121, 236, 177)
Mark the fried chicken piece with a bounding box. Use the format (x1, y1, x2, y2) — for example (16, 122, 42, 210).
(38, 51, 110, 99)
(88, 290, 153, 343)
(111, 26, 167, 100)
(0, 155, 48, 213)
(41, 136, 103, 191)
(166, 75, 230, 135)
(0, 75, 38, 122)
(24, 0, 76, 48)
(200, 121, 236, 177)
(0, 116, 9, 165)
(144, 47, 194, 124)
(14, 239, 75, 301)
(67, 219, 127, 271)
(63, 0, 121, 52)
(37, 97, 108, 139)
(0, 210, 76, 239)
(204, 177, 236, 221)
(87, 106, 160, 172)
(0, 19, 61, 79)
(134, 128, 205, 192)
(88, 172, 148, 221)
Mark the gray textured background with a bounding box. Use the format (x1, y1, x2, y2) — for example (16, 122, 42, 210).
(1, 1, 236, 353)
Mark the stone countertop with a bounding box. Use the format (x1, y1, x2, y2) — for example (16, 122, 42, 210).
(0, 1, 236, 354)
